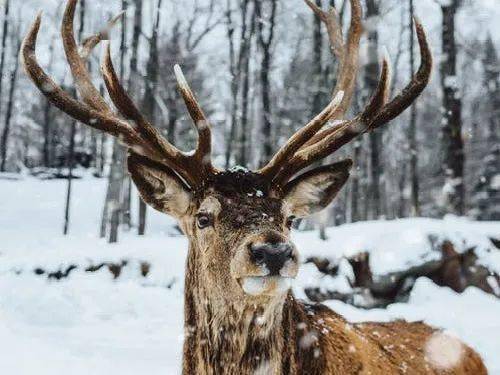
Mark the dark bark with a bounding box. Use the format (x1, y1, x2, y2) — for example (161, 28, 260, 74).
(63, 0, 86, 234)
(0, 0, 10, 115)
(309, 0, 329, 236)
(224, 0, 240, 168)
(255, 0, 277, 166)
(121, 0, 143, 230)
(408, 0, 420, 216)
(41, 35, 57, 170)
(440, 1, 465, 215)
(236, 0, 256, 166)
(0, 36, 20, 172)
(138, 0, 162, 235)
(398, 162, 407, 218)
(108, 0, 129, 243)
(365, 0, 382, 219)
(350, 140, 361, 222)
(311, 0, 323, 117)
(165, 21, 181, 145)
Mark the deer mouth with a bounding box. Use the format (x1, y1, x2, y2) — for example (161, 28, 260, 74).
(239, 276, 293, 296)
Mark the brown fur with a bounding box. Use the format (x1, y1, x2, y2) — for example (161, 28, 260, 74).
(127, 165, 488, 374)
(182, 275, 487, 375)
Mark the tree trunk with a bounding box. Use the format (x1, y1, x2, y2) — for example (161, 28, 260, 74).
(0, 36, 19, 172)
(138, 0, 162, 235)
(40, 37, 56, 167)
(107, 0, 129, 242)
(166, 22, 181, 145)
(63, 120, 76, 235)
(236, 0, 256, 166)
(440, 1, 465, 215)
(120, 0, 143, 230)
(255, 0, 277, 166)
(365, 0, 382, 220)
(309, 0, 329, 237)
(408, 0, 420, 216)
(63, 0, 86, 234)
(350, 140, 361, 222)
(224, 0, 241, 168)
(0, 0, 10, 116)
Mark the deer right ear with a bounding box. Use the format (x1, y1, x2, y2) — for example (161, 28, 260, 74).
(127, 153, 192, 218)
(282, 159, 352, 218)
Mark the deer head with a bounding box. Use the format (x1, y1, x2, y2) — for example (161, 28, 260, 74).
(22, 0, 431, 306)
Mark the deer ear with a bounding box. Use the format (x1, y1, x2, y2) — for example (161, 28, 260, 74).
(127, 152, 192, 218)
(283, 159, 352, 218)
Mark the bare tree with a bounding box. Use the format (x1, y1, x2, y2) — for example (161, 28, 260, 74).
(224, 0, 240, 167)
(365, 0, 383, 219)
(138, 0, 163, 235)
(62, 0, 86, 235)
(408, 0, 420, 216)
(121, 0, 143, 229)
(255, 0, 278, 165)
(440, 0, 465, 215)
(472, 35, 500, 220)
(236, 0, 256, 166)
(0, 0, 10, 115)
(41, 38, 56, 167)
(108, 0, 129, 243)
(0, 34, 20, 172)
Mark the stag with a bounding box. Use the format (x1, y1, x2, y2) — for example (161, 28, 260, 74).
(22, 0, 487, 373)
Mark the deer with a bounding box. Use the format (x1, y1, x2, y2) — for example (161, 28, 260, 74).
(21, 0, 487, 374)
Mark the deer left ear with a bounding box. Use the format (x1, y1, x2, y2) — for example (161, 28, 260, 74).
(127, 152, 192, 218)
(283, 159, 353, 218)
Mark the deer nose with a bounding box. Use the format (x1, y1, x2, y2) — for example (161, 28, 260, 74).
(250, 242, 294, 275)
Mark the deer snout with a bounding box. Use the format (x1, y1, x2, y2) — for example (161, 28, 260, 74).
(249, 242, 294, 276)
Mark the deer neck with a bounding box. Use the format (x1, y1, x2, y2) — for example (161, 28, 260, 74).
(182, 242, 290, 374)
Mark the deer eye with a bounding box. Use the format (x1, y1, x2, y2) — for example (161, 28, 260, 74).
(196, 213, 213, 229)
(286, 215, 296, 229)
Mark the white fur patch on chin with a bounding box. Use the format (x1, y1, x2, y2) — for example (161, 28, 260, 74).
(241, 277, 293, 296)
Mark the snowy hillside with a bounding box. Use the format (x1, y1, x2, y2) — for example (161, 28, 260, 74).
(1, 176, 499, 374)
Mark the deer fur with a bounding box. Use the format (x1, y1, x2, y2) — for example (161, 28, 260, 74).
(129, 161, 487, 375)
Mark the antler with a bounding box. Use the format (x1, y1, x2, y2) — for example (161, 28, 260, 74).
(260, 0, 432, 189)
(21, 0, 215, 189)
(23, 0, 431, 197)
(273, 19, 432, 186)
(259, 0, 363, 179)
(304, 0, 363, 119)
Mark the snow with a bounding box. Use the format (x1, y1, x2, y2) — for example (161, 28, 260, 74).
(444, 75, 459, 89)
(324, 278, 500, 373)
(491, 174, 500, 190)
(1, 176, 500, 374)
(292, 215, 500, 275)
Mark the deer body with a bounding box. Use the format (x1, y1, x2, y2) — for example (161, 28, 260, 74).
(22, 0, 487, 373)
(183, 239, 486, 375)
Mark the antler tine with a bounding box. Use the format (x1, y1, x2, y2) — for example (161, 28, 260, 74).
(23, 1, 211, 190)
(275, 18, 432, 186)
(368, 18, 432, 128)
(302, 56, 391, 149)
(101, 44, 184, 160)
(257, 0, 361, 183)
(21, 13, 143, 147)
(174, 65, 214, 172)
(304, 0, 344, 59)
(101, 45, 207, 187)
(61, 0, 109, 113)
(80, 11, 125, 60)
(329, 0, 363, 119)
(258, 90, 345, 178)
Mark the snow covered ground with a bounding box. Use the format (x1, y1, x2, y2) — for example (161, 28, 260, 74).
(1, 175, 499, 374)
